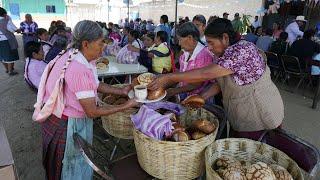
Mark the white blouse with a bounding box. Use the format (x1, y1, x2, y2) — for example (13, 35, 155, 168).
(0, 16, 18, 41)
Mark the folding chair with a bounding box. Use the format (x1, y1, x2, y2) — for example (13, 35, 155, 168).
(281, 55, 309, 92)
(93, 120, 131, 161)
(258, 129, 320, 179)
(265, 51, 283, 82)
(203, 104, 228, 139)
(73, 133, 153, 180)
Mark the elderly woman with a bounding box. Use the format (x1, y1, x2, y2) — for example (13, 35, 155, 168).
(33, 20, 137, 180)
(149, 18, 284, 140)
(192, 15, 207, 44)
(167, 22, 214, 100)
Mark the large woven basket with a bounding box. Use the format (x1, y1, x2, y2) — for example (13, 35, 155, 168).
(205, 138, 304, 180)
(133, 108, 219, 180)
(100, 84, 138, 139)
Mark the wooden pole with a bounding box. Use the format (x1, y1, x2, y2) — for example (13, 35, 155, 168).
(127, 0, 130, 21)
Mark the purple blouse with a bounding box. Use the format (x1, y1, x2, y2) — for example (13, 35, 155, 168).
(217, 40, 266, 86)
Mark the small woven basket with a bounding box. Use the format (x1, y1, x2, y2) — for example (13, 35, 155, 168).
(205, 138, 304, 180)
(133, 108, 219, 180)
(100, 84, 137, 139)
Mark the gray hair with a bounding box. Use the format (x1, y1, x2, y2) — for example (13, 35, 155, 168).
(71, 20, 103, 50)
(177, 22, 200, 41)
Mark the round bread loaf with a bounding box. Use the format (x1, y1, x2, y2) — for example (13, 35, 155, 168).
(181, 94, 205, 108)
(147, 88, 165, 100)
(192, 119, 216, 134)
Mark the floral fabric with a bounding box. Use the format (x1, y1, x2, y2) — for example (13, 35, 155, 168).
(217, 40, 266, 86)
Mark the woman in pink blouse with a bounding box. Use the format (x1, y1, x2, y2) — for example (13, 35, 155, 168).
(34, 20, 138, 180)
(149, 19, 284, 140)
(166, 22, 214, 100)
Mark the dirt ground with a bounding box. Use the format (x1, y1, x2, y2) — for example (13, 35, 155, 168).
(0, 35, 319, 180)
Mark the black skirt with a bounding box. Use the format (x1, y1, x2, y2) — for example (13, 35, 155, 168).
(0, 40, 19, 62)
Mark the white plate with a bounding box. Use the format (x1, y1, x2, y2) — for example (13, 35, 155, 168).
(128, 90, 167, 103)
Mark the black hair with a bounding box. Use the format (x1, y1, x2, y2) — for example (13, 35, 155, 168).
(145, 32, 155, 41)
(129, 30, 140, 39)
(279, 32, 288, 41)
(204, 18, 237, 45)
(255, 26, 262, 35)
(124, 26, 132, 32)
(0, 7, 7, 17)
(303, 29, 316, 40)
(24, 41, 41, 58)
(192, 15, 206, 25)
(53, 35, 68, 48)
(36, 28, 48, 37)
(55, 25, 66, 34)
(160, 15, 169, 24)
(265, 28, 273, 36)
(156, 31, 168, 43)
(177, 22, 200, 41)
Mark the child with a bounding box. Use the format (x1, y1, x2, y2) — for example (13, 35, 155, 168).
(24, 41, 47, 89)
(36, 28, 52, 59)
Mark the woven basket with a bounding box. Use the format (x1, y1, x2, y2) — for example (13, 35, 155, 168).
(100, 84, 138, 139)
(133, 108, 219, 180)
(205, 138, 304, 180)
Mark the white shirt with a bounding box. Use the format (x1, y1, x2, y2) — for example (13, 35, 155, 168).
(285, 21, 304, 45)
(252, 20, 262, 29)
(40, 40, 52, 58)
(0, 16, 18, 41)
(200, 36, 207, 45)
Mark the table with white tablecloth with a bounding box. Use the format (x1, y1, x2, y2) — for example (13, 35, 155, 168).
(97, 56, 148, 83)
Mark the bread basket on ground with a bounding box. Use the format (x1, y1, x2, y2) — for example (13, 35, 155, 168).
(100, 84, 138, 139)
(133, 107, 219, 179)
(205, 138, 304, 180)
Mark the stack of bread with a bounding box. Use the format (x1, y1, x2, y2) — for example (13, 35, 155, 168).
(181, 94, 206, 109)
(103, 94, 128, 105)
(132, 73, 166, 100)
(157, 109, 216, 142)
(213, 155, 293, 180)
(96, 57, 109, 71)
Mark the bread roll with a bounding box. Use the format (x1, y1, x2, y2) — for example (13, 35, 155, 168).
(270, 164, 293, 180)
(114, 98, 128, 105)
(222, 162, 247, 180)
(172, 123, 185, 132)
(215, 155, 241, 169)
(101, 58, 109, 65)
(96, 62, 107, 70)
(192, 119, 216, 134)
(147, 88, 165, 100)
(137, 73, 155, 86)
(131, 77, 140, 87)
(246, 162, 276, 180)
(171, 131, 190, 142)
(103, 95, 117, 104)
(181, 94, 205, 108)
(191, 131, 207, 140)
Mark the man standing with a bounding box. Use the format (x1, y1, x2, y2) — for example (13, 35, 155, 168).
(285, 16, 305, 45)
(223, 12, 229, 19)
(146, 19, 155, 32)
(20, 14, 38, 45)
(251, 16, 261, 30)
(231, 13, 244, 34)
